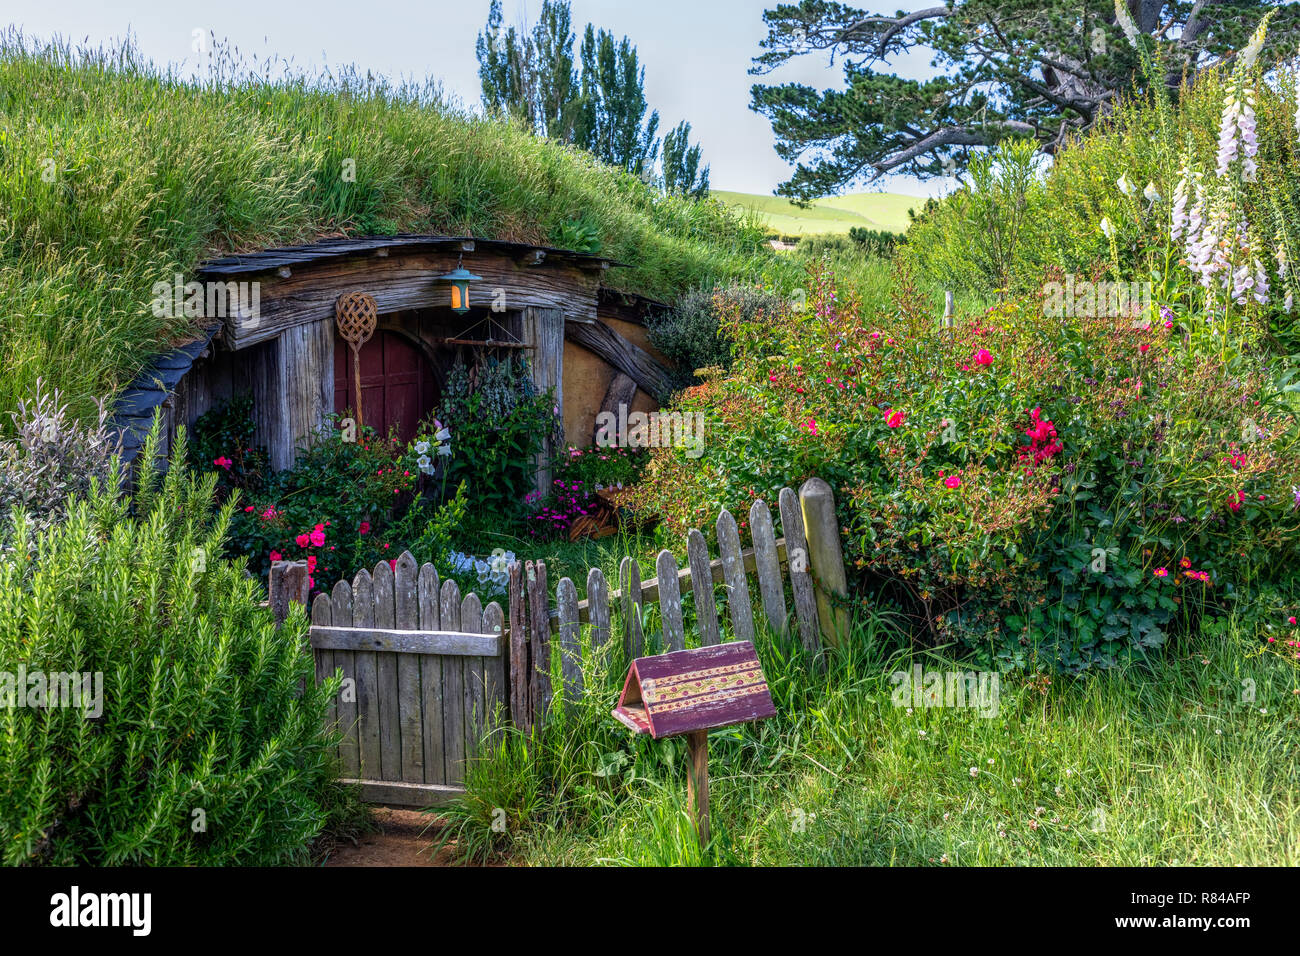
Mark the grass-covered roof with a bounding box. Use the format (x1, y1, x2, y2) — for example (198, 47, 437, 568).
(0, 33, 793, 426)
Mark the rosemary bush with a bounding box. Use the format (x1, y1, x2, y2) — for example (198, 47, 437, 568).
(0, 420, 350, 865)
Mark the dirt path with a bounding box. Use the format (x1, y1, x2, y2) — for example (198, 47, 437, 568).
(322, 808, 461, 867)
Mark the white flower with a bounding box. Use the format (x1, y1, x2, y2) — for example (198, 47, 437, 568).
(1099, 217, 1115, 239)
(1117, 173, 1136, 196)
(436, 444, 452, 457)
(1142, 181, 1160, 204)
(414, 440, 430, 454)
(968, 766, 979, 778)
(435, 427, 451, 443)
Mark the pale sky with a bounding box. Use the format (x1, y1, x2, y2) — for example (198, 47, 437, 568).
(5, 0, 945, 197)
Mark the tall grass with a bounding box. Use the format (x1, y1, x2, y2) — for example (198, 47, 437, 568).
(0, 31, 827, 429)
(443, 604, 1300, 866)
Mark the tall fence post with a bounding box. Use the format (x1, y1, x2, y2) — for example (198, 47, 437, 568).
(269, 559, 310, 627)
(798, 478, 849, 647)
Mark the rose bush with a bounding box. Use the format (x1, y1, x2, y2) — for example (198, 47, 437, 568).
(630, 260, 1300, 671)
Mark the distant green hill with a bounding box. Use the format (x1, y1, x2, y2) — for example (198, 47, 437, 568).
(713, 189, 920, 236)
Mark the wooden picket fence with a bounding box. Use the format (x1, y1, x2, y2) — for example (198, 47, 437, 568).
(276, 477, 847, 806)
(504, 478, 848, 733)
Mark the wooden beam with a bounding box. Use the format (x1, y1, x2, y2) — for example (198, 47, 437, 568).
(523, 307, 565, 494)
(218, 250, 599, 350)
(339, 778, 464, 807)
(310, 625, 504, 657)
(564, 318, 675, 403)
(594, 373, 637, 443)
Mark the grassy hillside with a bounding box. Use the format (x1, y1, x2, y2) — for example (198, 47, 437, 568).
(713, 189, 920, 236)
(0, 34, 812, 427)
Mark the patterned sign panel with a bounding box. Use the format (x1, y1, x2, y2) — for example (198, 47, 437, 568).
(612, 641, 775, 739)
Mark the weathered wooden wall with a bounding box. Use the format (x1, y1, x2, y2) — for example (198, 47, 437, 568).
(523, 306, 565, 493)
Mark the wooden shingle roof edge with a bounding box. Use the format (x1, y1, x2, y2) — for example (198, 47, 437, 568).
(197, 235, 627, 277)
(110, 324, 221, 464)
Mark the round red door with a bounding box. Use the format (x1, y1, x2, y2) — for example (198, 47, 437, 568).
(334, 330, 436, 444)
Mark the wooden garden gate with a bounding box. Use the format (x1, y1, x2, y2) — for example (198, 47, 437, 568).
(306, 551, 506, 806)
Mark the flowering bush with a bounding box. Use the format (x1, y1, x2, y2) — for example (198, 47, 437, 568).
(188, 408, 466, 593)
(631, 260, 1300, 671)
(525, 445, 647, 540)
(187, 393, 269, 496)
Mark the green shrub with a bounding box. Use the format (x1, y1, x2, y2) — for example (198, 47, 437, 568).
(648, 283, 784, 388)
(0, 422, 352, 864)
(188, 393, 269, 496)
(902, 138, 1050, 298)
(847, 226, 899, 259)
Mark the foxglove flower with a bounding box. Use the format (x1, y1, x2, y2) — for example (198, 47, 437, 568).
(1253, 257, 1270, 304)
(1239, 87, 1259, 182)
(1117, 173, 1136, 196)
(1217, 88, 1242, 178)
(1240, 16, 1269, 71)
(1170, 171, 1190, 242)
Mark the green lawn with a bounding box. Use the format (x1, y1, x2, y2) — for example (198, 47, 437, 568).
(713, 189, 921, 236)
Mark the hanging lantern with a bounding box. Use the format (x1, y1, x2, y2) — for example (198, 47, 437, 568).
(435, 256, 482, 314)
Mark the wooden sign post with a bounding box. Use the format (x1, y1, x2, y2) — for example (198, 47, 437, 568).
(612, 641, 775, 846)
